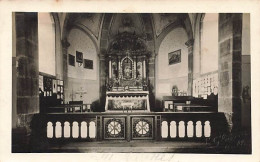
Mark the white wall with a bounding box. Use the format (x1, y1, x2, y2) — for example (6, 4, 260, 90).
(242, 13, 250, 56)
(156, 27, 189, 97)
(38, 13, 56, 76)
(65, 28, 99, 104)
(201, 13, 218, 74)
(192, 20, 201, 78)
(241, 13, 251, 128)
(67, 28, 97, 80)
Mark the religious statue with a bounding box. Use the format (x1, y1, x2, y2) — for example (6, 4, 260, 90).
(114, 78, 120, 87)
(124, 66, 132, 79)
(172, 85, 178, 96)
(122, 58, 133, 80)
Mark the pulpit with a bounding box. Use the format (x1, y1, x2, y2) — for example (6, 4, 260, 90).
(104, 32, 151, 112)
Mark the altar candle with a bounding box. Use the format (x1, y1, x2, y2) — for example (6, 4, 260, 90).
(109, 59, 112, 78)
(118, 59, 121, 78)
(143, 59, 146, 78)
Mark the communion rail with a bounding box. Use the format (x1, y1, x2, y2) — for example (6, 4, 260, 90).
(32, 112, 226, 142)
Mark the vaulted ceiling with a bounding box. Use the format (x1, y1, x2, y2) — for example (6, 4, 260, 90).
(60, 13, 195, 55)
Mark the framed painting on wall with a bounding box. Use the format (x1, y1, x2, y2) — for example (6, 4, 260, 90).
(168, 49, 181, 65)
(76, 51, 83, 63)
(84, 59, 93, 69)
(68, 54, 75, 66)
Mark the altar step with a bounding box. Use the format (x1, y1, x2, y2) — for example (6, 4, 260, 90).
(45, 141, 217, 153)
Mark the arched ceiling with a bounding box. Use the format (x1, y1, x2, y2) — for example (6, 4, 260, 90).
(64, 13, 103, 39)
(100, 13, 155, 56)
(61, 13, 195, 55)
(109, 14, 146, 39)
(152, 13, 179, 36)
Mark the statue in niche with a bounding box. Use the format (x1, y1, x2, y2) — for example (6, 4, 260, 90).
(122, 58, 133, 80)
(112, 62, 118, 78)
(136, 62, 143, 78)
(123, 64, 132, 79)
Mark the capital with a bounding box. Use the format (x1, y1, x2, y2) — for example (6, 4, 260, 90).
(62, 39, 70, 48)
(185, 39, 194, 47)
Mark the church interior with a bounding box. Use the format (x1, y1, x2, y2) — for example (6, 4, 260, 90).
(12, 13, 251, 153)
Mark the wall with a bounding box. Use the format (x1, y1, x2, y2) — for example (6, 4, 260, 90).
(201, 14, 218, 74)
(242, 14, 250, 56)
(12, 13, 17, 128)
(156, 27, 188, 100)
(192, 14, 202, 79)
(192, 14, 219, 98)
(65, 28, 99, 104)
(241, 13, 251, 129)
(38, 13, 56, 76)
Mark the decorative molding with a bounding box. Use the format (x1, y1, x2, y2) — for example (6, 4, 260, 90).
(61, 39, 70, 48)
(104, 118, 125, 139)
(132, 117, 153, 139)
(185, 39, 194, 47)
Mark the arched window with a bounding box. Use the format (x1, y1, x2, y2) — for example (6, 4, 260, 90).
(38, 13, 56, 76)
(200, 14, 218, 74)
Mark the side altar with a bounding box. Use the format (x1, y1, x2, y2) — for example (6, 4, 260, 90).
(104, 32, 151, 112)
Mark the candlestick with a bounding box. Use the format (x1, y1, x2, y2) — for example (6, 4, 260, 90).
(109, 59, 112, 78)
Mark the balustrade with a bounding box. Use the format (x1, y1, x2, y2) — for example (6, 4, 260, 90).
(37, 112, 221, 142)
(44, 114, 97, 141)
(161, 113, 216, 140)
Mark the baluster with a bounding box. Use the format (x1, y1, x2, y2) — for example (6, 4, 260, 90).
(70, 121, 73, 139)
(61, 122, 64, 138)
(176, 121, 179, 138)
(184, 121, 188, 138)
(193, 120, 196, 138)
(53, 121, 56, 139)
(167, 121, 170, 139)
(78, 121, 81, 139)
(201, 120, 205, 138)
(87, 121, 90, 139)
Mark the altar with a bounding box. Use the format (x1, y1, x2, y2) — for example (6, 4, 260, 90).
(105, 91, 150, 112)
(104, 32, 151, 112)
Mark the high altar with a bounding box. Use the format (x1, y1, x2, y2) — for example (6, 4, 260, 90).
(105, 32, 151, 112)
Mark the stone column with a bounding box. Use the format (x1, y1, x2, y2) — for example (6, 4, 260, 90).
(15, 12, 39, 118)
(148, 55, 156, 111)
(62, 39, 70, 104)
(185, 39, 194, 96)
(53, 14, 63, 80)
(99, 55, 106, 109)
(13, 12, 40, 145)
(218, 14, 242, 132)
